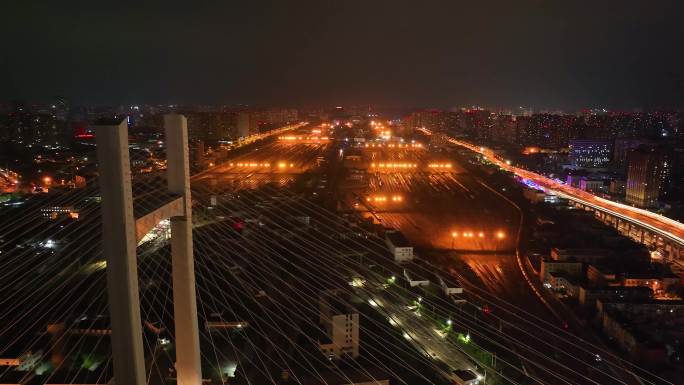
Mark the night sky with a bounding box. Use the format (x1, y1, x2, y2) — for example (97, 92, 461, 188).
(2, 1, 683, 110)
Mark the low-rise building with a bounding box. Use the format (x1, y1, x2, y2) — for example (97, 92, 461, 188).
(385, 230, 413, 262)
(547, 272, 579, 297)
(435, 272, 463, 295)
(609, 179, 626, 196)
(578, 177, 606, 193)
(550, 248, 610, 264)
(623, 271, 681, 293)
(523, 187, 546, 203)
(586, 264, 618, 286)
(403, 263, 430, 287)
(41, 205, 79, 220)
(540, 259, 583, 282)
(596, 299, 684, 362)
(577, 285, 652, 307)
(600, 310, 666, 362)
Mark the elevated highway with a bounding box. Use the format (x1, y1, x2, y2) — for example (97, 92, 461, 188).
(419, 128, 684, 260)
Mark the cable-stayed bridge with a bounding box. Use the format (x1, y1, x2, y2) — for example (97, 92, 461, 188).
(0, 116, 676, 385)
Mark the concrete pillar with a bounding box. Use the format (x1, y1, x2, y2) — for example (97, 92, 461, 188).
(96, 119, 146, 385)
(165, 114, 202, 385)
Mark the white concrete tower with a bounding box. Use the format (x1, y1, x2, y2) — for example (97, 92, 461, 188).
(97, 115, 202, 384)
(165, 114, 202, 384)
(96, 118, 146, 385)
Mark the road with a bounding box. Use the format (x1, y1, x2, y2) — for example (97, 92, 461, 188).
(361, 288, 484, 381)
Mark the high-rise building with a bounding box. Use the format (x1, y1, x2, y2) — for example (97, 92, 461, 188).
(613, 139, 656, 172)
(185, 111, 237, 142)
(237, 111, 256, 138)
(235, 108, 297, 138)
(491, 114, 516, 143)
(403, 110, 445, 132)
(664, 146, 684, 201)
(318, 290, 359, 360)
(569, 139, 612, 169)
(625, 146, 669, 208)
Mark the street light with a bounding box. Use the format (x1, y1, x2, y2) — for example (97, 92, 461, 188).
(451, 232, 458, 249)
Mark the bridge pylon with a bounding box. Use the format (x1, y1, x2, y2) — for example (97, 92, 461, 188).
(96, 115, 202, 385)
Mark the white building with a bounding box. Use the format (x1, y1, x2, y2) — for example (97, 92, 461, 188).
(385, 230, 413, 262)
(436, 273, 463, 295)
(319, 290, 359, 360)
(403, 264, 430, 287)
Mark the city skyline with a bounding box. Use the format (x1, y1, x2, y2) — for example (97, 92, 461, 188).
(2, 3, 684, 385)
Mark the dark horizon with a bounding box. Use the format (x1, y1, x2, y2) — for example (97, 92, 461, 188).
(2, 1, 684, 110)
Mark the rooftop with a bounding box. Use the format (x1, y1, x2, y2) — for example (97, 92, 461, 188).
(321, 290, 356, 316)
(403, 263, 430, 282)
(385, 230, 411, 247)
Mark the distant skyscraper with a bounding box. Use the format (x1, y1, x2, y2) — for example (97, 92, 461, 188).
(237, 111, 254, 138)
(184, 111, 236, 142)
(625, 146, 669, 208)
(613, 138, 656, 172)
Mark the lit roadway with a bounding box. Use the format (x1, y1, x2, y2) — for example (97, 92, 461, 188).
(419, 128, 684, 248)
(360, 289, 483, 381)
